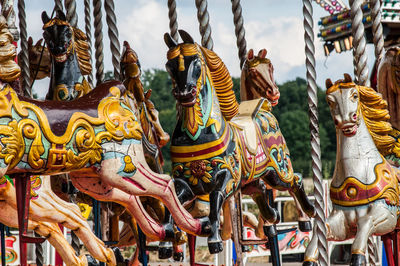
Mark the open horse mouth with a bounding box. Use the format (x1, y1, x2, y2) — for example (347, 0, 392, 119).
(174, 89, 197, 107)
(341, 124, 357, 137)
(54, 53, 67, 63)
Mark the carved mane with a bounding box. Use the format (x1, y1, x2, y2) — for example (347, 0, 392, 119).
(357, 84, 400, 156)
(72, 27, 92, 75)
(199, 45, 238, 120)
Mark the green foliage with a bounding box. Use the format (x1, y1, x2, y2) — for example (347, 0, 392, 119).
(140, 71, 335, 178)
(271, 77, 335, 178)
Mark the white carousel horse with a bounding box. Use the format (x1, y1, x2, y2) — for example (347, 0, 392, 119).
(303, 74, 400, 266)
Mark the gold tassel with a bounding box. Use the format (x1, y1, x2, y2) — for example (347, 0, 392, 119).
(123, 155, 136, 173)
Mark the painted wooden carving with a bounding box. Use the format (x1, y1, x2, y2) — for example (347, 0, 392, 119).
(0, 175, 115, 265)
(377, 47, 400, 134)
(164, 30, 315, 254)
(303, 74, 400, 266)
(240, 48, 280, 104)
(41, 10, 92, 101)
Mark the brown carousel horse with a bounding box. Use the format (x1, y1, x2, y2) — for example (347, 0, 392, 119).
(164, 30, 315, 254)
(119, 41, 186, 262)
(240, 48, 313, 233)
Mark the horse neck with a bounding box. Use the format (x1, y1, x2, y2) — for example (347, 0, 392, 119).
(176, 78, 225, 143)
(332, 115, 383, 186)
(49, 51, 84, 95)
(240, 65, 264, 101)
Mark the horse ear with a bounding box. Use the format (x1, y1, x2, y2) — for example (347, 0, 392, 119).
(179, 30, 194, 44)
(247, 49, 254, 60)
(258, 49, 267, 58)
(326, 78, 333, 89)
(343, 73, 353, 83)
(123, 41, 131, 50)
(56, 10, 67, 21)
(28, 37, 33, 47)
(164, 33, 177, 48)
(41, 11, 50, 24)
(36, 38, 43, 47)
(145, 89, 152, 99)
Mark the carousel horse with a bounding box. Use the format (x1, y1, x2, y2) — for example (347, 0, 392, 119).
(164, 30, 315, 253)
(240, 48, 313, 234)
(303, 74, 400, 266)
(41, 10, 92, 101)
(18, 37, 51, 82)
(240, 48, 280, 104)
(119, 41, 186, 262)
(0, 175, 115, 265)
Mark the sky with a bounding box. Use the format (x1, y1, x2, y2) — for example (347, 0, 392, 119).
(20, 0, 377, 98)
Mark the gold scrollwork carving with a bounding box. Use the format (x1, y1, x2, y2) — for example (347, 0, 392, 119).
(0, 84, 143, 171)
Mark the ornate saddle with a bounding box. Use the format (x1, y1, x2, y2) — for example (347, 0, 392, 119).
(17, 80, 126, 136)
(230, 98, 270, 154)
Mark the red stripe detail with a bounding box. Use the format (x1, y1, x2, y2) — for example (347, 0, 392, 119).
(171, 129, 230, 159)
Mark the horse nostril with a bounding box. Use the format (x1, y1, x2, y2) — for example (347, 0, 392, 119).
(352, 113, 357, 121)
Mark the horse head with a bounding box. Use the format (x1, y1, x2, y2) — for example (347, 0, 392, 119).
(241, 49, 280, 105)
(42, 10, 73, 63)
(325, 74, 360, 137)
(26, 37, 51, 80)
(121, 41, 141, 80)
(164, 30, 201, 107)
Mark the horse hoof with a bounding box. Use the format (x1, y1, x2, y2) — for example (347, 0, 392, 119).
(208, 241, 224, 254)
(138, 252, 149, 264)
(112, 247, 125, 263)
(85, 254, 99, 266)
(298, 221, 312, 232)
(242, 245, 251, 252)
(350, 254, 366, 266)
(199, 216, 211, 236)
(302, 261, 317, 266)
(158, 246, 173, 259)
(173, 252, 184, 262)
(263, 224, 277, 238)
(162, 223, 175, 241)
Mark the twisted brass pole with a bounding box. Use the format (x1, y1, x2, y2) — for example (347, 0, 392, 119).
(84, 0, 93, 87)
(195, 0, 213, 50)
(230, 0, 247, 69)
(302, 0, 328, 265)
(17, 0, 31, 97)
(350, 0, 368, 85)
(104, 0, 120, 81)
(167, 0, 179, 42)
(64, 0, 77, 28)
(54, 0, 63, 12)
(93, 0, 104, 85)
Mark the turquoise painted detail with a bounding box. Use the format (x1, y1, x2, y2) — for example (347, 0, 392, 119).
(181, 77, 213, 141)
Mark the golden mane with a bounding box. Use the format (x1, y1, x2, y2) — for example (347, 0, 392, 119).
(198, 46, 238, 120)
(72, 27, 92, 75)
(167, 43, 238, 120)
(356, 84, 400, 156)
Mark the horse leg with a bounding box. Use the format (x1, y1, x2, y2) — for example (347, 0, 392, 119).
(351, 204, 398, 266)
(288, 190, 312, 232)
(29, 176, 116, 265)
(289, 174, 315, 218)
(34, 221, 88, 266)
(242, 179, 280, 225)
(303, 209, 347, 266)
(99, 142, 209, 236)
